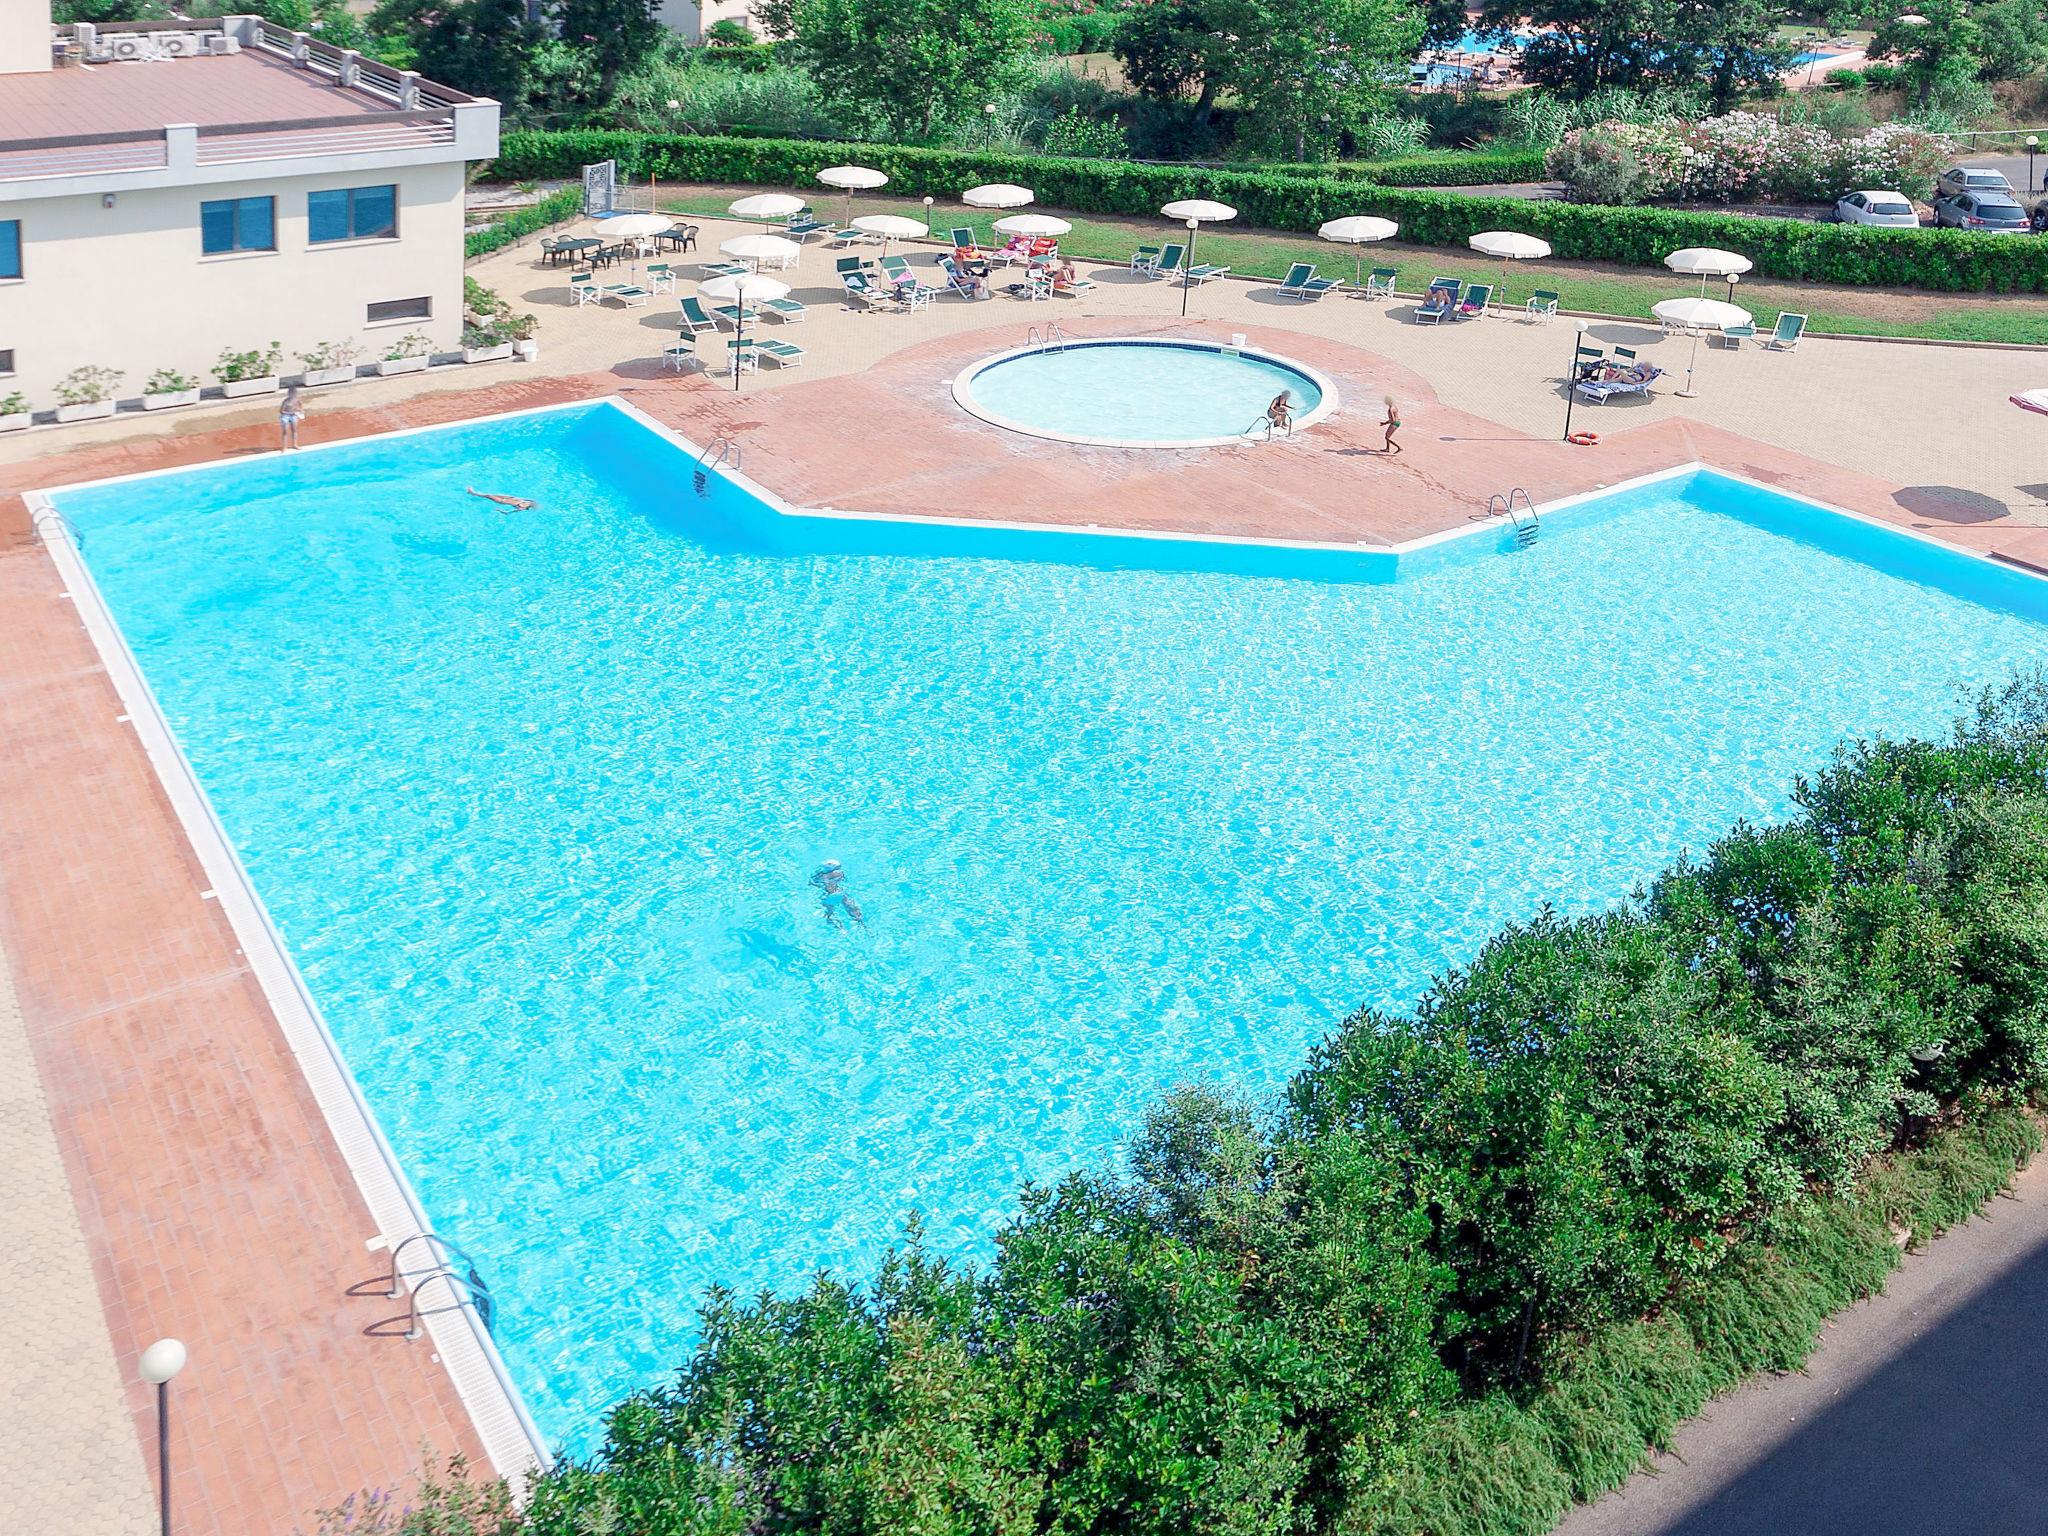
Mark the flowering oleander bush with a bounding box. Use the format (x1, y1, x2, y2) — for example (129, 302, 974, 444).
(1551, 111, 1953, 203)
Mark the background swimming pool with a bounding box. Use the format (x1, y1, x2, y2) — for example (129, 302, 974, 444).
(54, 403, 2048, 1452)
(960, 340, 1325, 444)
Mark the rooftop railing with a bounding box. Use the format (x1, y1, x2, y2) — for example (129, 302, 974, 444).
(5, 14, 488, 184)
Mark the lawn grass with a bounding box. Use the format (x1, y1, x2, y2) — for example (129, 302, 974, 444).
(652, 188, 2048, 345)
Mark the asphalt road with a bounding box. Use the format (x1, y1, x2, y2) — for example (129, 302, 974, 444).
(1554, 1153, 2048, 1536)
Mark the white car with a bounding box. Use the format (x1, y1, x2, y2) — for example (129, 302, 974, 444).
(1833, 190, 1920, 228)
(1936, 165, 2014, 199)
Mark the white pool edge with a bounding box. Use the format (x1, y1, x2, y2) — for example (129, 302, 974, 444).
(23, 489, 556, 1488)
(948, 335, 1341, 449)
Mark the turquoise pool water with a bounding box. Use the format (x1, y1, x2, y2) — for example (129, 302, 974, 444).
(51, 402, 2048, 1451)
(958, 340, 1326, 444)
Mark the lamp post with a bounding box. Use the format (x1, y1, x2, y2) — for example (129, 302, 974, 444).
(1561, 318, 1590, 441)
(731, 273, 749, 393)
(1725, 270, 1742, 305)
(139, 1339, 187, 1536)
(2030, 134, 2040, 192)
(1181, 215, 1199, 317)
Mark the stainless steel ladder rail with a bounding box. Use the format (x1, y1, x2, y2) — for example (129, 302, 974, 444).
(378, 1231, 496, 1339)
(1026, 321, 1067, 351)
(29, 504, 84, 551)
(1486, 487, 1541, 549)
(693, 435, 741, 495)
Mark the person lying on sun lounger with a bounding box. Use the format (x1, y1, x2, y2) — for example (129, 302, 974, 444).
(1418, 286, 1456, 319)
(467, 487, 536, 511)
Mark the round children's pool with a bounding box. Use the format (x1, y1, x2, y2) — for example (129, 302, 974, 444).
(952, 337, 1337, 448)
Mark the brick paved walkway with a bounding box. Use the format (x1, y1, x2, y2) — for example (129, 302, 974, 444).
(3, 287, 2047, 1536)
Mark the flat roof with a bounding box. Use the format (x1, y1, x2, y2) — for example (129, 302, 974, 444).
(0, 51, 396, 142)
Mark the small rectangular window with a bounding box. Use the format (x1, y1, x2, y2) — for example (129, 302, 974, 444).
(367, 296, 431, 323)
(0, 221, 19, 280)
(200, 196, 274, 255)
(310, 184, 399, 244)
(0, 349, 15, 376)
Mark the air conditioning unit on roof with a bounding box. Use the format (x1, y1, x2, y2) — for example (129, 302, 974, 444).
(109, 34, 148, 61)
(204, 32, 236, 55)
(158, 31, 207, 57)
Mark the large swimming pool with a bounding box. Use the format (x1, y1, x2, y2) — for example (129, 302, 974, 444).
(48, 401, 2048, 1451)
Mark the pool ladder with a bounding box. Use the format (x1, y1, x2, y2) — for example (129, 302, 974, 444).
(1487, 487, 1539, 549)
(29, 504, 84, 551)
(378, 1232, 496, 1341)
(1026, 320, 1067, 351)
(693, 435, 741, 496)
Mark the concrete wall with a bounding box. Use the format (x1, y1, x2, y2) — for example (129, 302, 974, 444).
(0, 160, 468, 407)
(0, 0, 52, 75)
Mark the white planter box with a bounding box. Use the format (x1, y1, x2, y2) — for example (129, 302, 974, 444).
(55, 399, 116, 423)
(143, 388, 201, 411)
(0, 411, 29, 433)
(302, 365, 357, 388)
(377, 354, 431, 377)
(221, 375, 279, 398)
(461, 342, 515, 364)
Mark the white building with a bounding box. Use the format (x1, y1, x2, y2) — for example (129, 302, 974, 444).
(655, 0, 757, 43)
(0, 5, 499, 411)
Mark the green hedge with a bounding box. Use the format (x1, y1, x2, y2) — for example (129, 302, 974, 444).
(464, 185, 583, 261)
(486, 129, 2048, 291)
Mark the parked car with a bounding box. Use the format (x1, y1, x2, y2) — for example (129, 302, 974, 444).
(2033, 198, 2048, 235)
(1933, 190, 2030, 231)
(1936, 164, 2015, 199)
(1833, 190, 1921, 227)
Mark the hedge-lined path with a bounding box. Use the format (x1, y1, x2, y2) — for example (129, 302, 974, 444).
(1557, 1148, 2048, 1536)
(6, 211, 2048, 1534)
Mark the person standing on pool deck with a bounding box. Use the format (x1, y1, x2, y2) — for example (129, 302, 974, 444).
(278, 385, 304, 451)
(1379, 394, 1402, 455)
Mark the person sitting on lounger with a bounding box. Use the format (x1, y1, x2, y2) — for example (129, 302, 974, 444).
(467, 487, 536, 512)
(955, 245, 992, 277)
(1419, 286, 1455, 319)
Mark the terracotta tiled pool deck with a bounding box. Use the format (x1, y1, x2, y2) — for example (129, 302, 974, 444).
(5, 223, 2048, 1532)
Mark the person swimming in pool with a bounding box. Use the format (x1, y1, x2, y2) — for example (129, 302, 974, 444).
(466, 487, 536, 512)
(810, 859, 865, 928)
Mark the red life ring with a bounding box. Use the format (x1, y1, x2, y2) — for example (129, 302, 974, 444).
(1568, 430, 1600, 446)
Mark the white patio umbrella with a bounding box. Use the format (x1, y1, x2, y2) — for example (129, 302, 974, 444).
(1652, 295, 1753, 398)
(1317, 215, 1398, 285)
(817, 164, 886, 223)
(851, 213, 928, 253)
(1468, 230, 1551, 310)
(993, 213, 1072, 237)
(1161, 199, 1238, 316)
(600, 212, 673, 258)
(1664, 245, 1753, 297)
(720, 232, 802, 270)
(729, 192, 806, 223)
(963, 183, 1034, 209)
(700, 272, 792, 393)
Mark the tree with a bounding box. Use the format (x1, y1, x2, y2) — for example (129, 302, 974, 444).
(1208, 0, 1422, 159)
(780, 0, 1039, 141)
(1865, 0, 1981, 104)
(1483, 0, 1786, 103)
(368, 0, 539, 105)
(552, 0, 663, 99)
(1968, 0, 2048, 81)
(1113, 0, 1234, 119)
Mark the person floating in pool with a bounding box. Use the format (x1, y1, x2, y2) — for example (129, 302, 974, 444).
(1266, 391, 1294, 437)
(810, 859, 866, 929)
(466, 486, 536, 512)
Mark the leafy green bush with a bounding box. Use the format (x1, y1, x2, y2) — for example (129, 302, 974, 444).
(464, 186, 584, 260)
(485, 129, 2048, 290)
(434, 675, 2048, 1536)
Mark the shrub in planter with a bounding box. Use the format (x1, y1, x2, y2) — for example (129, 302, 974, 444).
(0, 389, 28, 431)
(377, 332, 436, 376)
(461, 278, 537, 362)
(215, 343, 284, 397)
(142, 367, 201, 411)
(54, 365, 123, 422)
(298, 340, 361, 387)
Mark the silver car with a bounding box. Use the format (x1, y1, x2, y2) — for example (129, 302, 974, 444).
(1932, 190, 2029, 231)
(1935, 165, 2015, 199)
(1833, 190, 1919, 227)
